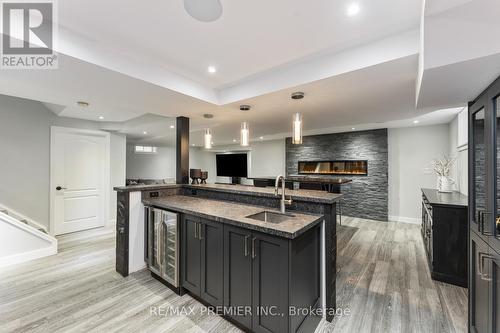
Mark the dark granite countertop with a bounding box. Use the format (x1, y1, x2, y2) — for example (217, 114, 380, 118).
(249, 175, 353, 185)
(114, 184, 182, 192)
(143, 195, 323, 239)
(422, 188, 468, 208)
(185, 183, 343, 204)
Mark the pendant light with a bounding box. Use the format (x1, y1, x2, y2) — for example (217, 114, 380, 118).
(292, 113, 303, 145)
(204, 128, 212, 149)
(240, 122, 249, 147)
(291, 92, 304, 145)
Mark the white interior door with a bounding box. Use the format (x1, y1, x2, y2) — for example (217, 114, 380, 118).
(51, 127, 109, 235)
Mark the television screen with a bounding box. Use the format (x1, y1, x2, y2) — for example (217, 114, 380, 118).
(216, 153, 248, 177)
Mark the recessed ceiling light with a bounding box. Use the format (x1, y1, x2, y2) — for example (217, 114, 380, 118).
(259, 136, 264, 140)
(98, 116, 104, 120)
(143, 131, 148, 135)
(346, 2, 360, 17)
(233, 139, 237, 142)
(207, 66, 217, 74)
(413, 120, 419, 124)
(76, 101, 89, 107)
(192, 144, 195, 146)
(170, 125, 175, 129)
(351, 127, 355, 130)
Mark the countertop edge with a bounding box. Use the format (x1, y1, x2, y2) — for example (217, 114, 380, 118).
(185, 184, 342, 204)
(421, 188, 468, 208)
(114, 184, 182, 192)
(142, 198, 324, 239)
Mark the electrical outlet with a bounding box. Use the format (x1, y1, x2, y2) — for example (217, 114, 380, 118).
(150, 192, 159, 198)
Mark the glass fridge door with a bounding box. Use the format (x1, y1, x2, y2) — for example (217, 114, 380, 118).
(148, 208, 163, 276)
(161, 211, 178, 286)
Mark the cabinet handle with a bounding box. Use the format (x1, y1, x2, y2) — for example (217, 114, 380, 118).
(478, 252, 494, 281)
(479, 211, 493, 236)
(194, 222, 198, 239)
(199, 223, 204, 240)
(252, 237, 256, 259)
(244, 235, 250, 257)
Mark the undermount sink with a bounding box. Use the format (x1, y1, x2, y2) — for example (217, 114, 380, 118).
(246, 211, 294, 223)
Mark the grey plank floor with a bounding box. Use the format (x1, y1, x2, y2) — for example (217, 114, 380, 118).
(0, 217, 467, 333)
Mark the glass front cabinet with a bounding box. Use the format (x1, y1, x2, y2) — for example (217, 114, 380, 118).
(469, 77, 500, 333)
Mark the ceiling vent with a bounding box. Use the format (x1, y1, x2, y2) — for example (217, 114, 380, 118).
(239, 105, 251, 111)
(291, 92, 304, 100)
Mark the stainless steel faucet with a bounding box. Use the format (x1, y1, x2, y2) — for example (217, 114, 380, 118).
(275, 175, 292, 214)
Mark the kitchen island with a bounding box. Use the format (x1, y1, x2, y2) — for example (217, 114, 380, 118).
(114, 183, 342, 331)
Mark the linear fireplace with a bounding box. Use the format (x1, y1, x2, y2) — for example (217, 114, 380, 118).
(298, 160, 368, 176)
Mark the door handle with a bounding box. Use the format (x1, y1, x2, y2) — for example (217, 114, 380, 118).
(244, 235, 250, 257)
(251, 237, 256, 259)
(194, 222, 198, 239)
(199, 223, 203, 240)
(56, 186, 67, 191)
(478, 252, 494, 281)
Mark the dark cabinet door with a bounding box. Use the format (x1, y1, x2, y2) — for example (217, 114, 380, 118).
(470, 93, 496, 242)
(223, 225, 253, 329)
(470, 231, 491, 333)
(490, 247, 500, 333)
(200, 219, 224, 306)
(492, 95, 500, 254)
(252, 232, 289, 333)
(182, 215, 201, 295)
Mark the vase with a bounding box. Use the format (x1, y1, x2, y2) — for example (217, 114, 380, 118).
(438, 176, 454, 193)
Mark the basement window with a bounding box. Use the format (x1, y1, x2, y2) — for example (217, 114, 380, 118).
(134, 145, 158, 154)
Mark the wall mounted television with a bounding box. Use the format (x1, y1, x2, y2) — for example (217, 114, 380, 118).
(216, 153, 248, 178)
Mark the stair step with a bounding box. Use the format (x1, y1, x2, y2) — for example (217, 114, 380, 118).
(0, 209, 8, 215)
(37, 228, 47, 234)
(21, 219, 28, 224)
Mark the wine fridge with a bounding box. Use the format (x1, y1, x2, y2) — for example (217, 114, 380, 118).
(144, 206, 179, 287)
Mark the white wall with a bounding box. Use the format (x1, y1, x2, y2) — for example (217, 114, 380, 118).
(0, 94, 126, 229)
(110, 134, 127, 223)
(189, 139, 286, 184)
(448, 110, 468, 195)
(388, 124, 450, 223)
(126, 145, 176, 180)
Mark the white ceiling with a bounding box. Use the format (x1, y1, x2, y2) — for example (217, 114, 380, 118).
(57, 0, 422, 88)
(0, 0, 499, 146)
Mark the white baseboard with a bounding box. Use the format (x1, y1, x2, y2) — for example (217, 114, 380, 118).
(389, 215, 421, 224)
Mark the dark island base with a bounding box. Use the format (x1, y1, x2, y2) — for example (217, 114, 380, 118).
(115, 184, 340, 324)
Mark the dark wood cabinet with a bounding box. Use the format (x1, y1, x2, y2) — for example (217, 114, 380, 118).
(470, 230, 491, 333)
(200, 219, 224, 306)
(251, 233, 289, 333)
(181, 215, 223, 305)
(181, 215, 201, 295)
(421, 189, 468, 287)
(223, 225, 253, 328)
(223, 224, 320, 333)
(468, 75, 500, 333)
